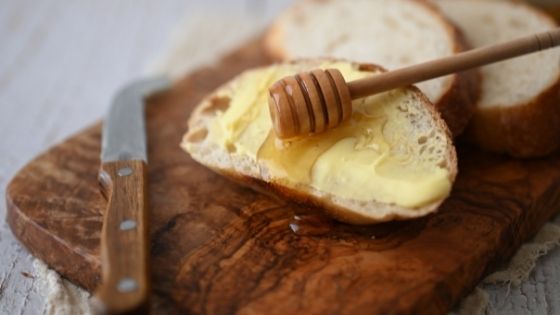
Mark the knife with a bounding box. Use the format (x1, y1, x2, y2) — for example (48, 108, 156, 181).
(93, 77, 169, 314)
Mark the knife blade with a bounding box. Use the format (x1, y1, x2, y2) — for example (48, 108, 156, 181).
(101, 77, 169, 163)
(93, 77, 169, 315)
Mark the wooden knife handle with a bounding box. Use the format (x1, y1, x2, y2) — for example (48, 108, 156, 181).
(93, 160, 150, 315)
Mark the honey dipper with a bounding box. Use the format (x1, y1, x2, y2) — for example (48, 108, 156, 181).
(268, 28, 560, 139)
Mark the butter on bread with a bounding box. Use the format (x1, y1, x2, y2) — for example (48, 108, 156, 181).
(182, 60, 457, 224)
(264, 0, 479, 137)
(435, 0, 560, 157)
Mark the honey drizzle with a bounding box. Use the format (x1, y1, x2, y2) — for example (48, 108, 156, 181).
(256, 112, 388, 185)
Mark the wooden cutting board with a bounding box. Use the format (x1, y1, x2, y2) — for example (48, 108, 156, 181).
(6, 38, 560, 315)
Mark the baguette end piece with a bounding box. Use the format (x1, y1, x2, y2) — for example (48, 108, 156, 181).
(435, 0, 560, 157)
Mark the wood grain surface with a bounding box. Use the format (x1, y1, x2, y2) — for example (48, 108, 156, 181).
(5, 37, 560, 315)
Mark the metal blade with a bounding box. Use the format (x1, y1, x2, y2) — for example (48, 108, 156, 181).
(101, 76, 170, 163)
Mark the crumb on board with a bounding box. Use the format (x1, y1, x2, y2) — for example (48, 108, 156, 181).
(20, 271, 34, 279)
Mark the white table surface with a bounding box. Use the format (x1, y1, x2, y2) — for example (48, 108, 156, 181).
(0, 1, 559, 314)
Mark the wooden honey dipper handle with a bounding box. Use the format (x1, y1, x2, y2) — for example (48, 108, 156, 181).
(348, 28, 560, 99)
(269, 28, 560, 139)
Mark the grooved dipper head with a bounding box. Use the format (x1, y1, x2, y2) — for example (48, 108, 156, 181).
(268, 69, 352, 139)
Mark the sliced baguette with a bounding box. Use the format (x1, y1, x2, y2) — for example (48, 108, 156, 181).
(182, 59, 457, 224)
(264, 0, 479, 137)
(435, 0, 560, 157)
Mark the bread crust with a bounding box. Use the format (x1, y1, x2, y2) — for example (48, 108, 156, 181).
(209, 166, 442, 225)
(456, 0, 560, 158)
(183, 59, 457, 224)
(263, 0, 480, 137)
(467, 78, 560, 157)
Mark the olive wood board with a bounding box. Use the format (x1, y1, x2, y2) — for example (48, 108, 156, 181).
(6, 38, 560, 315)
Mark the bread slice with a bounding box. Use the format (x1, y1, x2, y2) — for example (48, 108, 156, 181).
(435, 0, 560, 157)
(264, 0, 479, 137)
(182, 59, 457, 224)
